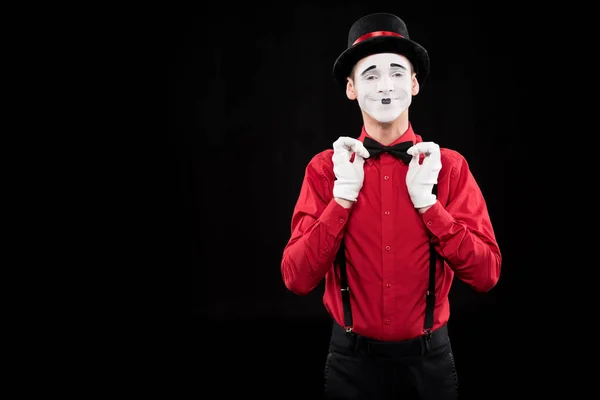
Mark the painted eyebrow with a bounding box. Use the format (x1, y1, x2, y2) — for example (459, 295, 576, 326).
(390, 63, 407, 70)
(360, 65, 377, 76)
(360, 63, 407, 76)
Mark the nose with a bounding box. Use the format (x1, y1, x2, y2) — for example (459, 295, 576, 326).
(377, 75, 394, 93)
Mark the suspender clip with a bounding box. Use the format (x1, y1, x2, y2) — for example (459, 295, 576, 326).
(423, 329, 432, 353)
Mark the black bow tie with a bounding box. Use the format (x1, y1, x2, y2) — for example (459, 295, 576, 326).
(363, 137, 413, 164)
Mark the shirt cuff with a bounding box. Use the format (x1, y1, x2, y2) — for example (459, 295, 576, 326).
(421, 201, 454, 238)
(320, 199, 350, 237)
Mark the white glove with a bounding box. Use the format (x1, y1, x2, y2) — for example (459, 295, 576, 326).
(405, 142, 442, 208)
(332, 137, 370, 202)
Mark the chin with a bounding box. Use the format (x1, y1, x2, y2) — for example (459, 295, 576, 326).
(361, 107, 403, 124)
(373, 113, 401, 124)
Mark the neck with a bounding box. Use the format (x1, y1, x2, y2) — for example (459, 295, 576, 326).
(362, 111, 410, 145)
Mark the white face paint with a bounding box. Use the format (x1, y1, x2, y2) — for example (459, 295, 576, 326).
(353, 53, 414, 123)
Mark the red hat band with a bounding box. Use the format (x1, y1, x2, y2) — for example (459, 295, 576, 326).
(352, 31, 404, 46)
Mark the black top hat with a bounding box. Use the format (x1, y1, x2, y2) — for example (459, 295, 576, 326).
(332, 13, 430, 88)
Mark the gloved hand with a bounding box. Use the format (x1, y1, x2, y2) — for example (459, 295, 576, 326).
(332, 137, 370, 202)
(405, 142, 442, 208)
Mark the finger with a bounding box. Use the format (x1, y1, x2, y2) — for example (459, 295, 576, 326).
(407, 142, 440, 156)
(353, 154, 366, 167)
(333, 136, 357, 151)
(332, 137, 353, 164)
(353, 142, 370, 159)
(421, 153, 442, 171)
(408, 153, 420, 169)
(333, 137, 370, 160)
(332, 148, 350, 164)
(339, 138, 370, 159)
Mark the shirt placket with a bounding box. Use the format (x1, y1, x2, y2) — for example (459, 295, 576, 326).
(380, 154, 395, 332)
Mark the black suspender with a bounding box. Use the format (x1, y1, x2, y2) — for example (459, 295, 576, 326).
(424, 243, 437, 335)
(423, 183, 438, 342)
(335, 243, 353, 332)
(335, 184, 438, 340)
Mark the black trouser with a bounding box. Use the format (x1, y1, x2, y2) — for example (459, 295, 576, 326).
(324, 322, 459, 399)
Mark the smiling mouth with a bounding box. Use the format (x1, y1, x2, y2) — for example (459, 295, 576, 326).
(381, 98, 391, 105)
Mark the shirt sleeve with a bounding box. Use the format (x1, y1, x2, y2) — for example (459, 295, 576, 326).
(281, 154, 349, 295)
(421, 153, 502, 292)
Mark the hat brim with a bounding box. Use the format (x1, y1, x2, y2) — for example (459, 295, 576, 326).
(332, 36, 430, 88)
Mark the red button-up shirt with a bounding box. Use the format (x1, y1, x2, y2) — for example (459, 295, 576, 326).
(281, 124, 501, 341)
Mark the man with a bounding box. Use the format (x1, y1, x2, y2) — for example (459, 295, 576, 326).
(280, 12, 501, 399)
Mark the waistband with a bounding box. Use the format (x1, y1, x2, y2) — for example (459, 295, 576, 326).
(330, 322, 449, 358)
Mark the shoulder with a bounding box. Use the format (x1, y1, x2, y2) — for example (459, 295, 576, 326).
(414, 134, 467, 168)
(305, 149, 334, 179)
(439, 146, 474, 182)
(440, 146, 467, 167)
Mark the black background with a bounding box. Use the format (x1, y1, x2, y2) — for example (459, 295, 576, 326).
(169, 2, 578, 398)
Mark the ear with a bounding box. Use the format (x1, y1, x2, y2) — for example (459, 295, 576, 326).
(346, 78, 357, 100)
(411, 73, 420, 96)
